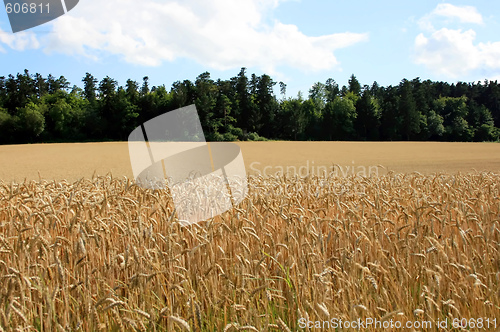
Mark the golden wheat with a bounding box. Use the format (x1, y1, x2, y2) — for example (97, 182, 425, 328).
(0, 171, 499, 331)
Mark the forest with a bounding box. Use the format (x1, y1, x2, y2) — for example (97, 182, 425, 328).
(0, 68, 499, 144)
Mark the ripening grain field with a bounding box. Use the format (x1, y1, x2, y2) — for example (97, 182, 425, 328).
(0, 143, 499, 331)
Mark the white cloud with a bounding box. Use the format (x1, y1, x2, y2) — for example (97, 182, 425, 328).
(41, 0, 368, 72)
(414, 29, 481, 77)
(413, 4, 500, 79)
(418, 3, 483, 32)
(0, 27, 40, 51)
(432, 3, 483, 24)
(414, 29, 500, 78)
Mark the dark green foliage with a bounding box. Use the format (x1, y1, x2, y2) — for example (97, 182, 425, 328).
(399, 79, 421, 140)
(254, 74, 277, 138)
(194, 72, 217, 137)
(18, 102, 45, 142)
(0, 69, 499, 144)
(467, 101, 496, 141)
(434, 96, 473, 141)
(323, 96, 357, 140)
(309, 82, 327, 111)
(302, 99, 321, 140)
(348, 74, 362, 97)
(355, 88, 381, 140)
(82, 73, 97, 104)
(0, 107, 16, 143)
(425, 110, 445, 140)
(275, 97, 306, 140)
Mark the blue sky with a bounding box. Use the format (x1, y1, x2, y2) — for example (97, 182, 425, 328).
(1, 0, 500, 97)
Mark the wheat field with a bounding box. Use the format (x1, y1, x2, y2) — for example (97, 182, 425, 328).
(0, 169, 499, 331)
(1, 141, 500, 181)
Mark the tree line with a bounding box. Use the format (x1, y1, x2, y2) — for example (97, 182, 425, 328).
(0, 68, 499, 144)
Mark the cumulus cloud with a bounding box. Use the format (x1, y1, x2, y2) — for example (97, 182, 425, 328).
(432, 3, 483, 24)
(413, 4, 500, 79)
(418, 3, 483, 32)
(41, 0, 368, 72)
(414, 29, 480, 77)
(0, 26, 40, 51)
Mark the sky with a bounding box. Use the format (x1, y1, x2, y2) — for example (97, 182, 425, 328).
(1, 0, 500, 97)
